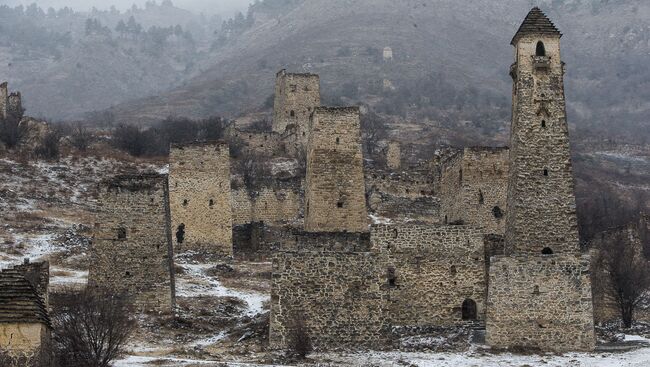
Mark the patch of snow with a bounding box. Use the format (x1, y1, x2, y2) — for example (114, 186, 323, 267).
(157, 164, 170, 175)
(369, 213, 392, 225)
(595, 152, 648, 163)
(191, 331, 228, 348)
(625, 334, 650, 342)
(1, 233, 57, 270)
(176, 263, 268, 316)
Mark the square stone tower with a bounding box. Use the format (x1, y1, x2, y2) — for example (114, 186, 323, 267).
(272, 69, 320, 145)
(90, 174, 176, 313)
(169, 142, 233, 256)
(486, 8, 595, 352)
(304, 107, 368, 232)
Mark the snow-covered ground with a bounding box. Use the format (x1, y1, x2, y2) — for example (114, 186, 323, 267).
(176, 262, 268, 316)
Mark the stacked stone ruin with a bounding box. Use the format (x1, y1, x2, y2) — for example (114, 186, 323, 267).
(0, 82, 23, 120)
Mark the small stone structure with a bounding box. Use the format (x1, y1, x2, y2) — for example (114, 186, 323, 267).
(272, 69, 320, 145)
(486, 7, 595, 352)
(169, 142, 233, 256)
(0, 260, 51, 364)
(305, 107, 368, 232)
(383, 46, 393, 61)
(90, 174, 176, 313)
(438, 147, 509, 235)
(386, 141, 401, 170)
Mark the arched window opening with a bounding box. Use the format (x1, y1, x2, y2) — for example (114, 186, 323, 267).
(536, 41, 546, 57)
(543, 169, 549, 176)
(462, 299, 477, 320)
(541, 120, 547, 128)
(492, 206, 503, 219)
(542, 247, 554, 255)
(176, 224, 185, 244)
(290, 110, 295, 117)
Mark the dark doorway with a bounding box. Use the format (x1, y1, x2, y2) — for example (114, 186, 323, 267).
(536, 41, 546, 56)
(176, 224, 186, 244)
(462, 299, 477, 320)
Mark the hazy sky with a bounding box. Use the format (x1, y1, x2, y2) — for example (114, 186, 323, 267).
(2, 0, 252, 15)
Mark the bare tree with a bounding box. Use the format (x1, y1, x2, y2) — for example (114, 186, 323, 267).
(599, 232, 650, 328)
(51, 288, 135, 367)
(69, 122, 93, 152)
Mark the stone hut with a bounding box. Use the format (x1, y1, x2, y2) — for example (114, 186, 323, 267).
(0, 260, 51, 365)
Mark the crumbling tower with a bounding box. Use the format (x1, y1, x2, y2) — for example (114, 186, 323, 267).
(304, 107, 368, 232)
(90, 174, 176, 313)
(486, 8, 595, 352)
(8, 91, 22, 119)
(272, 69, 320, 145)
(0, 82, 7, 119)
(169, 142, 233, 256)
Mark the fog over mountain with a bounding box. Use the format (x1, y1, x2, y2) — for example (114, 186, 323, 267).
(3, 0, 251, 14)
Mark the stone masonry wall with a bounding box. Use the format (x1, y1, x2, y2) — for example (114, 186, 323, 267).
(305, 107, 368, 232)
(231, 181, 303, 226)
(438, 147, 509, 235)
(0, 82, 7, 119)
(372, 225, 487, 326)
(486, 254, 595, 351)
(8, 92, 21, 118)
(169, 142, 233, 256)
(90, 174, 175, 313)
(272, 69, 320, 145)
(386, 141, 401, 170)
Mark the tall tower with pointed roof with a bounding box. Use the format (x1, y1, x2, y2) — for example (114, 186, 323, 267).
(505, 7, 579, 255)
(486, 8, 595, 352)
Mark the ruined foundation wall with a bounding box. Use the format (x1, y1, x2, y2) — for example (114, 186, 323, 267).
(372, 225, 487, 325)
(486, 254, 595, 351)
(305, 107, 368, 232)
(169, 143, 232, 255)
(90, 174, 175, 312)
(438, 147, 509, 235)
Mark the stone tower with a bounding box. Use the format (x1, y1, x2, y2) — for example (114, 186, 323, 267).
(304, 107, 368, 232)
(169, 142, 233, 256)
(486, 8, 595, 352)
(8, 92, 22, 119)
(0, 82, 7, 119)
(90, 174, 176, 313)
(272, 69, 320, 144)
(504, 7, 579, 255)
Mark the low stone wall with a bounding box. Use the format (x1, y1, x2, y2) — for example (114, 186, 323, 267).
(486, 254, 595, 351)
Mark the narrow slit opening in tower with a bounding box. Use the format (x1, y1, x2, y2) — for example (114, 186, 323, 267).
(492, 206, 503, 219)
(176, 224, 185, 244)
(541, 120, 546, 128)
(543, 169, 549, 176)
(461, 299, 477, 320)
(290, 110, 295, 117)
(536, 41, 546, 57)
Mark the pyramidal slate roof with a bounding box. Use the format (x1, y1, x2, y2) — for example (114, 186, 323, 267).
(0, 268, 51, 327)
(511, 7, 562, 45)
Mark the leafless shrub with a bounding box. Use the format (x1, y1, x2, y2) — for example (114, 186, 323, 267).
(50, 288, 135, 367)
(69, 122, 93, 152)
(598, 232, 650, 328)
(34, 130, 62, 160)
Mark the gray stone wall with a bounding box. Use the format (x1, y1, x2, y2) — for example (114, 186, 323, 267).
(305, 107, 368, 232)
(90, 174, 175, 313)
(169, 142, 233, 256)
(438, 147, 509, 235)
(486, 254, 595, 351)
(0, 82, 7, 119)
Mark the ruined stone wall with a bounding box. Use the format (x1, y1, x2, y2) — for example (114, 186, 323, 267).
(90, 174, 175, 313)
(386, 141, 401, 170)
(270, 249, 387, 350)
(229, 128, 284, 157)
(169, 142, 232, 256)
(231, 180, 303, 226)
(368, 193, 440, 224)
(438, 147, 509, 235)
(486, 254, 595, 351)
(305, 107, 368, 232)
(366, 169, 435, 199)
(372, 225, 487, 326)
(505, 32, 580, 255)
(272, 70, 320, 144)
(0, 82, 7, 119)
(8, 92, 22, 118)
